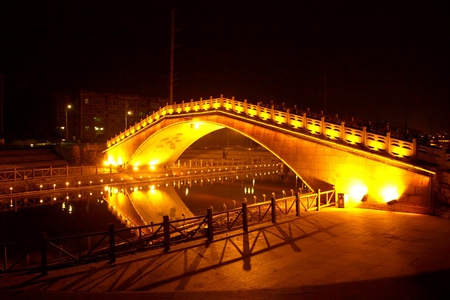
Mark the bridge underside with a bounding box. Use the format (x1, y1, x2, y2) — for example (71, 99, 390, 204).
(104, 113, 432, 211)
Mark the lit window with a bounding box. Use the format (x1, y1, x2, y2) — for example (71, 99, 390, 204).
(85, 98, 89, 104)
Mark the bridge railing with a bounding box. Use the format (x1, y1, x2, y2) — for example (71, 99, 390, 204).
(0, 189, 334, 275)
(106, 96, 449, 170)
(0, 165, 117, 184)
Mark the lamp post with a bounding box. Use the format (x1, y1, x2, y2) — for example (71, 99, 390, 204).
(125, 110, 132, 129)
(65, 104, 72, 141)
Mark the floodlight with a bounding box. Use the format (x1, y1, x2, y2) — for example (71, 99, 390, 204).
(361, 194, 369, 202)
(387, 199, 398, 205)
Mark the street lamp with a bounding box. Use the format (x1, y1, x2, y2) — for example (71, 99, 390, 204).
(65, 104, 72, 141)
(125, 110, 132, 129)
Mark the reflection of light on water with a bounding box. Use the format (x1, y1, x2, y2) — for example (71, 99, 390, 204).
(185, 187, 189, 196)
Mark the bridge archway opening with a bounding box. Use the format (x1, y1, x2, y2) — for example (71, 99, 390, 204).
(122, 120, 315, 193)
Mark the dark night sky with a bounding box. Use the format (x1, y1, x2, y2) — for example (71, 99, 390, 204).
(1, 0, 449, 136)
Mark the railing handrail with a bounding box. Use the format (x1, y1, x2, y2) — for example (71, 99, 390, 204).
(105, 96, 448, 170)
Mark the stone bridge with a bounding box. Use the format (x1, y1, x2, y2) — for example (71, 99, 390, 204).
(104, 96, 447, 213)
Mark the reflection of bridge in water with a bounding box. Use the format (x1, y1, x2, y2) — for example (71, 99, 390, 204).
(104, 96, 446, 214)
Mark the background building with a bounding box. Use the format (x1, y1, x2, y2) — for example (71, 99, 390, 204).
(54, 91, 167, 143)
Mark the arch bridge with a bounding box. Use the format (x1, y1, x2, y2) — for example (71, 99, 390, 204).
(104, 96, 447, 213)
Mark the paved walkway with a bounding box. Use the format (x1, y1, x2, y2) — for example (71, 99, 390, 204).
(1, 207, 450, 299)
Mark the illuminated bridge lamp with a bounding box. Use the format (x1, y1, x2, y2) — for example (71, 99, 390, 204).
(387, 199, 398, 205)
(361, 194, 369, 202)
(381, 186, 399, 204)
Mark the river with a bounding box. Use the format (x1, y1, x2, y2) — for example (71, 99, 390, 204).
(0, 169, 299, 244)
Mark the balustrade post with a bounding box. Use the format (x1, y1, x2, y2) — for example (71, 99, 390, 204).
(40, 232, 48, 275)
(206, 208, 213, 241)
(302, 112, 307, 130)
(286, 108, 291, 127)
(242, 202, 248, 232)
(341, 121, 346, 141)
(81, 164, 83, 175)
(50, 166, 53, 178)
(163, 216, 170, 252)
(231, 96, 235, 111)
(14, 168, 16, 181)
(362, 126, 368, 148)
(320, 116, 325, 136)
(199, 97, 203, 110)
(32, 167, 35, 179)
(108, 223, 116, 263)
(271, 196, 277, 224)
(66, 165, 69, 177)
(412, 138, 417, 159)
(244, 99, 248, 115)
(386, 131, 392, 155)
(270, 104, 275, 121)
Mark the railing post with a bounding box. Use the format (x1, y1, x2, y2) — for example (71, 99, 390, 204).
(295, 193, 300, 217)
(362, 126, 368, 148)
(40, 232, 48, 275)
(341, 121, 346, 141)
(286, 108, 291, 127)
(386, 131, 392, 156)
(206, 208, 213, 241)
(81, 164, 83, 175)
(317, 189, 321, 211)
(244, 99, 248, 115)
(14, 168, 16, 181)
(302, 112, 307, 130)
(412, 138, 417, 159)
(242, 201, 248, 232)
(50, 166, 53, 178)
(108, 223, 116, 263)
(163, 216, 170, 252)
(271, 196, 277, 224)
(320, 116, 325, 136)
(66, 165, 69, 177)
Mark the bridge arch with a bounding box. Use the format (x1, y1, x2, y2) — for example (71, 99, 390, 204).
(104, 97, 436, 212)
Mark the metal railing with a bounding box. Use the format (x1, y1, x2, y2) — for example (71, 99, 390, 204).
(0, 189, 335, 275)
(0, 165, 116, 183)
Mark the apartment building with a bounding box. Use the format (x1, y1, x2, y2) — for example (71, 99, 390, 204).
(54, 91, 168, 143)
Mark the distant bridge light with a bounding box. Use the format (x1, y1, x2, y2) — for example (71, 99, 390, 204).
(381, 186, 399, 203)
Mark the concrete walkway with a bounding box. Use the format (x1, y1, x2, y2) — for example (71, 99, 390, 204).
(1, 207, 450, 299)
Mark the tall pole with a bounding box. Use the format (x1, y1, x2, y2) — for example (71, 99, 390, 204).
(65, 107, 69, 141)
(125, 101, 128, 129)
(65, 104, 71, 141)
(323, 67, 327, 115)
(169, 8, 175, 105)
(0, 74, 4, 134)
